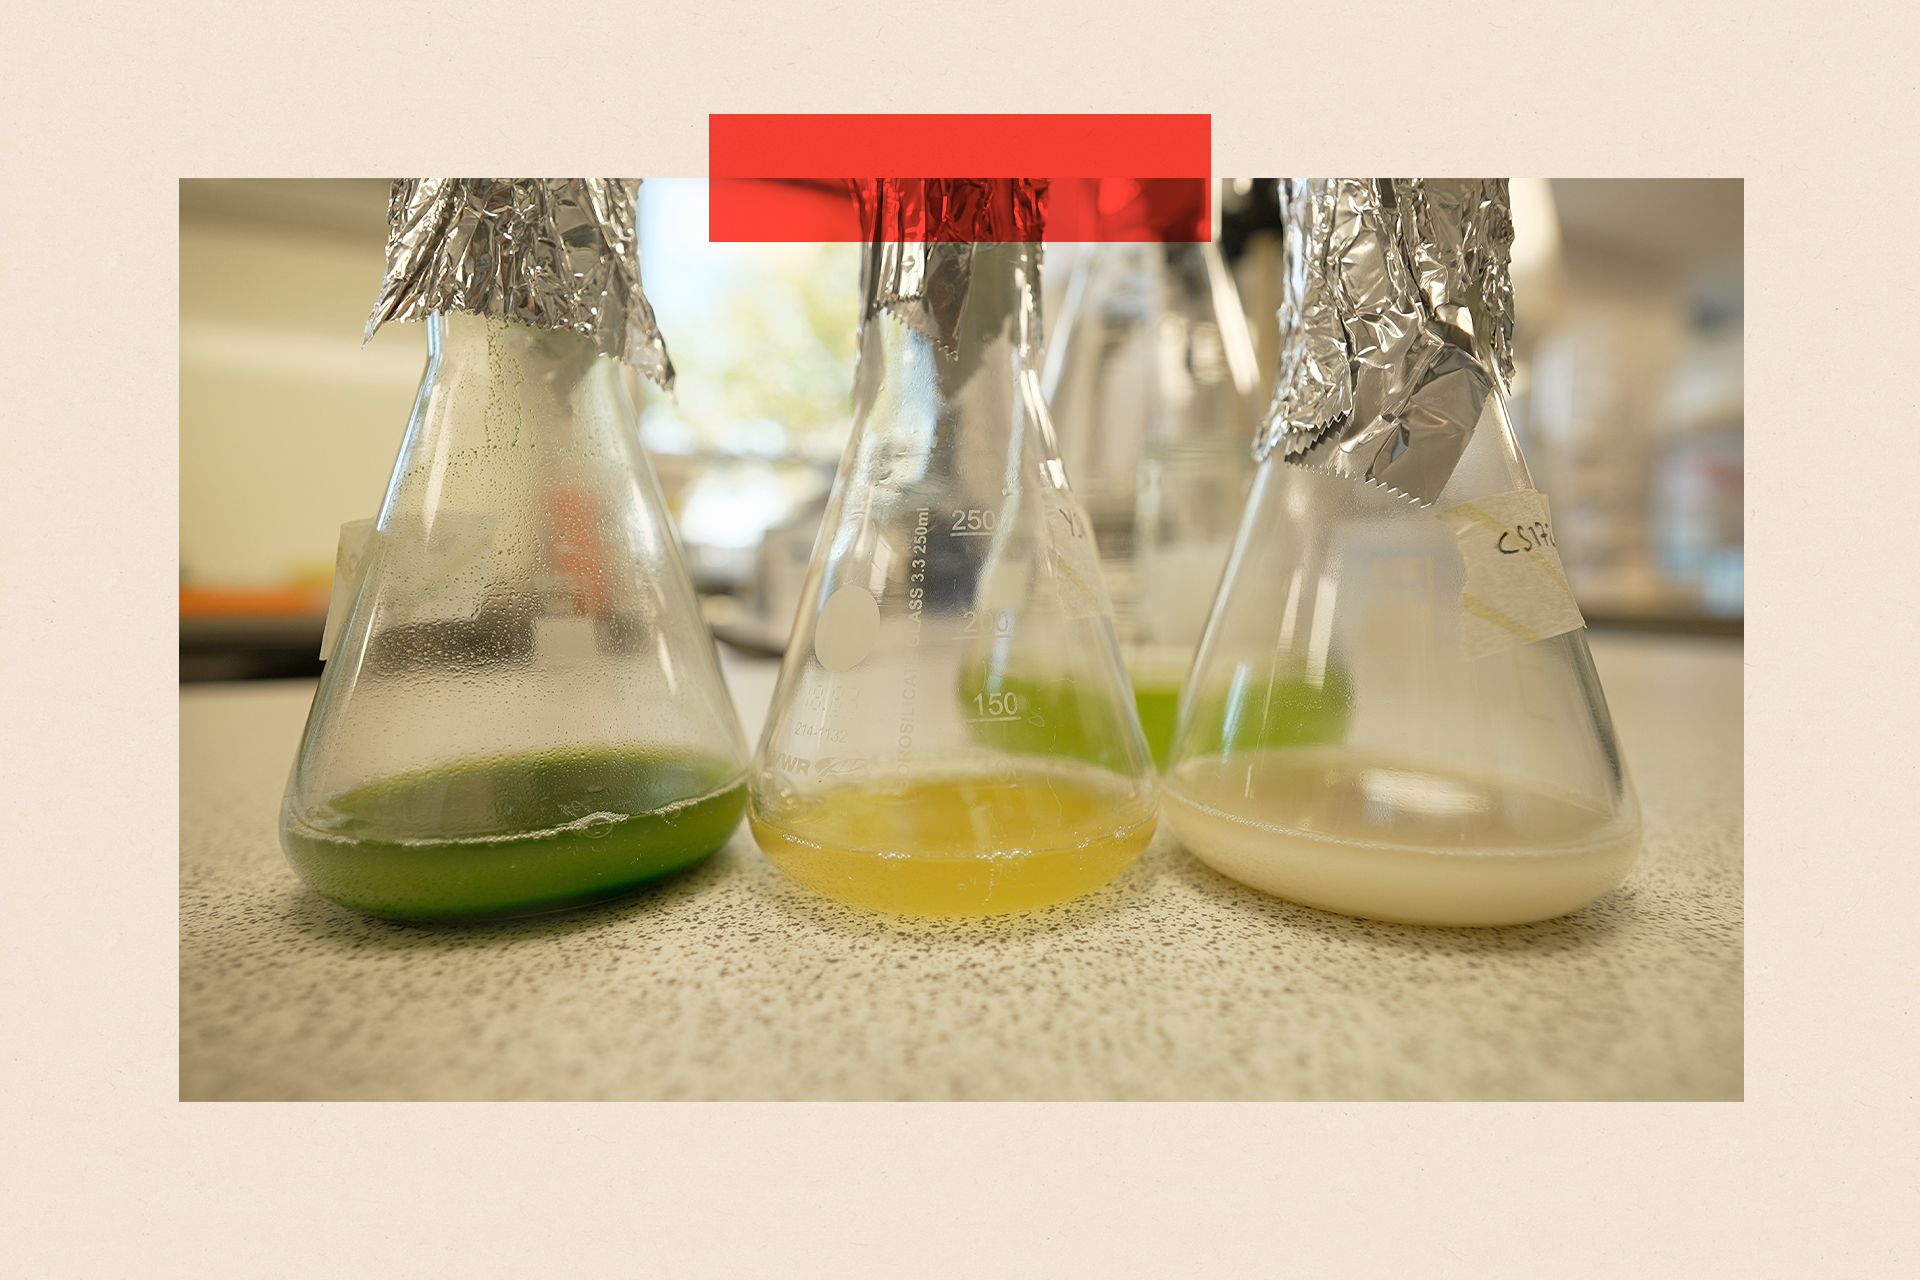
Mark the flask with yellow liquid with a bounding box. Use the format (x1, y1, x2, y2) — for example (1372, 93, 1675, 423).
(747, 179, 1158, 916)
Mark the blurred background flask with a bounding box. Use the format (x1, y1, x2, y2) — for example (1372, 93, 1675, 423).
(1163, 179, 1641, 927)
(281, 180, 749, 922)
(748, 179, 1157, 916)
(1042, 223, 1261, 768)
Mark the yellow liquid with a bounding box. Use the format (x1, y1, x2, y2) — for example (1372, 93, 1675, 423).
(1163, 749, 1639, 927)
(750, 771, 1157, 916)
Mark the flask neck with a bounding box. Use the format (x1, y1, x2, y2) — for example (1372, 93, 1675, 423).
(849, 242, 1060, 488)
(424, 312, 616, 412)
(376, 312, 641, 533)
(954, 241, 1045, 369)
(856, 242, 1052, 418)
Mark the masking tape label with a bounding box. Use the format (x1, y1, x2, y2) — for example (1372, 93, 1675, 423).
(320, 518, 378, 660)
(1437, 490, 1585, 660)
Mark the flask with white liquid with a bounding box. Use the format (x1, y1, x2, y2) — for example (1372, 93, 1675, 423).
(1161, 179, 1641, 927)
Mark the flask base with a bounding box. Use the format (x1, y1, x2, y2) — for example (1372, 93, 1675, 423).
(749, 770, 1156, 916)
(283, 751, 747, 923)
(1162, 751, 1639, 927)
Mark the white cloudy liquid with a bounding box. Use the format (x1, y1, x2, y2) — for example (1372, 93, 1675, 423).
(1163, 749, 1639, 927)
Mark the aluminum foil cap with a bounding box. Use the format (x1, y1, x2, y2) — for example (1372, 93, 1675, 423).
(1255, 179, 1515, 504)
(852, 178, 1047, 353)
(365, 179, 673, 390)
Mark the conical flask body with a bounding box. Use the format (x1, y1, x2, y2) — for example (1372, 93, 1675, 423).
(1163, 393, 1641, 926)
(750, 242, 1157, 916)
(1042, 242, 1260, 765)
(281, 314, 748, 921)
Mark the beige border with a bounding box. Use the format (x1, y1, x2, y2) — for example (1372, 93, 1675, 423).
(7, 0, 1916, 1271)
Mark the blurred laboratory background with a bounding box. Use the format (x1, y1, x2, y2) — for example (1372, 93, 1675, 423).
(179, 177, 1743, 680)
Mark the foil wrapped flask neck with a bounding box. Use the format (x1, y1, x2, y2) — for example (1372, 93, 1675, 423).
(364, 178, 674, 391)
(1255, 179, 1516, 504)
(851, 178, 1048, 355)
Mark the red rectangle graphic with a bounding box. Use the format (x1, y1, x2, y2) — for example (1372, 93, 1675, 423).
(708, 114, 1211, 242)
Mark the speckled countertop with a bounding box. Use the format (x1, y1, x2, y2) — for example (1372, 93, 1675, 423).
(180, 631, 1741, 1101)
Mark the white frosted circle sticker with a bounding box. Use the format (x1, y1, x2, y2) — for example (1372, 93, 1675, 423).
(813, 584, 880, 671)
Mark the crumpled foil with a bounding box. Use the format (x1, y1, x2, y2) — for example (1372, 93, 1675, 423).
(365, 179, 674, 390)
(1254, 179, 1515, 504)
(852, 179, 1048, 353)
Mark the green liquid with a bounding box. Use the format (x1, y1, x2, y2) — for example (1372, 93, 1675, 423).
(1176, 667, 1353, 760)
(282, 750, 746, 922)
(1124, 673, 1349, 773)
(1132, 680, 1182, 771)
(957, 666, 1142, 772)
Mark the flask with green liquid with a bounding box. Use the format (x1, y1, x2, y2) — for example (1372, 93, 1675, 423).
(1041, 232, 1262, 767)
(280, 179, 749, 922)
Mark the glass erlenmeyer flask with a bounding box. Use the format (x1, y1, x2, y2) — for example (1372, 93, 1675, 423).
(1163, 179, 1641, 927)
(748, 179, 1158, 917)
(281, 179, 748, 922)
(1042, 237, 1261, 766)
